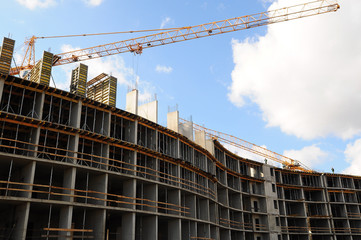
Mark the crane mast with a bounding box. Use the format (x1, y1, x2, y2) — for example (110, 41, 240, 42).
(10, 0, 339, 75)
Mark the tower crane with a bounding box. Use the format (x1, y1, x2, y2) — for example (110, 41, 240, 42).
(7, 0, 339, 171)
(180, 118, 313, 172)
(10, 0, 339, 75)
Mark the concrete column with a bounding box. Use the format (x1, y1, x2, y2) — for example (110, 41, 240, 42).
(168, 218, 181, 240)
(144, 184, 157, 212)
(105, 112, 111, 137)
(70, 101, 82, 128)
(126, 89, 138, 115)
(205, 139, 215, 156)
(187, 195, 197, 218)
(88, 209, 106, 240)
(121, 212, 135, 240)
(132, 120, 138, 144)
(169, 189, 181, 215)
(122, 179, 136, 209)
(28, 128, 40, 157)
(0, 78, 5, 103)
(13, 202, 31, 240)
(59, 206, 73, 240)
(199, 198, 210, 221)
(143, 215, 158, 240)
(89, 173, 108, 206)
(167, 111, 179, 133)
(127, 150, 136, 176)
(194, 130, 206, 149)
(263, 165, 281, 236)
(190, 221, 197, 239)
(34, 91, 45, 119)
(197, 223, 210, 239)
(95, 110, 111, 136)
(67, 134, 79, 164)
(210, 226, 218, 240)
(219, 229, 231, 240)
(19, 161, 36, 198)
(62, 167, 76, 202)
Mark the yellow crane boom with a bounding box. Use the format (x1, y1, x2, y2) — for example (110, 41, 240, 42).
(10, 0, 339, 75)
(180, 118, 313, 172)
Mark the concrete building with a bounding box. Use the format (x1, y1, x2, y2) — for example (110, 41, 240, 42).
(0, 73, 361, 240)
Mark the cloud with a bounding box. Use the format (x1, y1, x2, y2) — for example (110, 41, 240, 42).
(155, 65, 173, 73)
(343, 139, 361, 175)
(160, 17, 173, 29)
(82, 0, 104, 7)
(16, 0, 56, 10)
(222, 142, 268, 163)
(283, 145, 328, 169)
(228, 0, 361, 140)
(58, 44, 133, 91)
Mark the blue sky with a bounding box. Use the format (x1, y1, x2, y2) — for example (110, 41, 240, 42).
(1, 0, 361, 175)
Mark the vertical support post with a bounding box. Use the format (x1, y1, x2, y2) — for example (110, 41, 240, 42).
(168, 219, 181, 240)
(0, 78, 5, 104)
(13, 202, 31, 240)
(143, 215, 158, 240)
(121, 213, 135, 240)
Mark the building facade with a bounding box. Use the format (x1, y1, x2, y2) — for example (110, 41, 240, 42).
(0, 74, 360, 240)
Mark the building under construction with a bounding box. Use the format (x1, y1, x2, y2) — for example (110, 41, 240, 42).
(1, 34, 361, 240)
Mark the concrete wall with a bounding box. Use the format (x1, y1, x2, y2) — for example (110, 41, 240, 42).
(138, 100, 158, 123)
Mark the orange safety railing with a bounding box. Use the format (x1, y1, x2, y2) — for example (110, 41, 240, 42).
(0, 137, 216, 199)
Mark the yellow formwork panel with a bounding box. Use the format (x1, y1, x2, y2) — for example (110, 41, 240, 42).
(86, 74, 117, 107)
(70, 63, 88, 97)
(29, 51, 53, 85)
(0, 37, 15, 75)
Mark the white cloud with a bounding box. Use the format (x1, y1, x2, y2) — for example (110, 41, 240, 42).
(222, 142, 268, 163)
(16, 0, 56, 10)
(58, 44, 133, 91)
(283, 145, 328, 169)
(343, 139, 361, 175)
(228, 0, 361, 140)
(160, 17, 173, 29)
(155, 65, 173, 73)
(82, 0, 104, 7)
